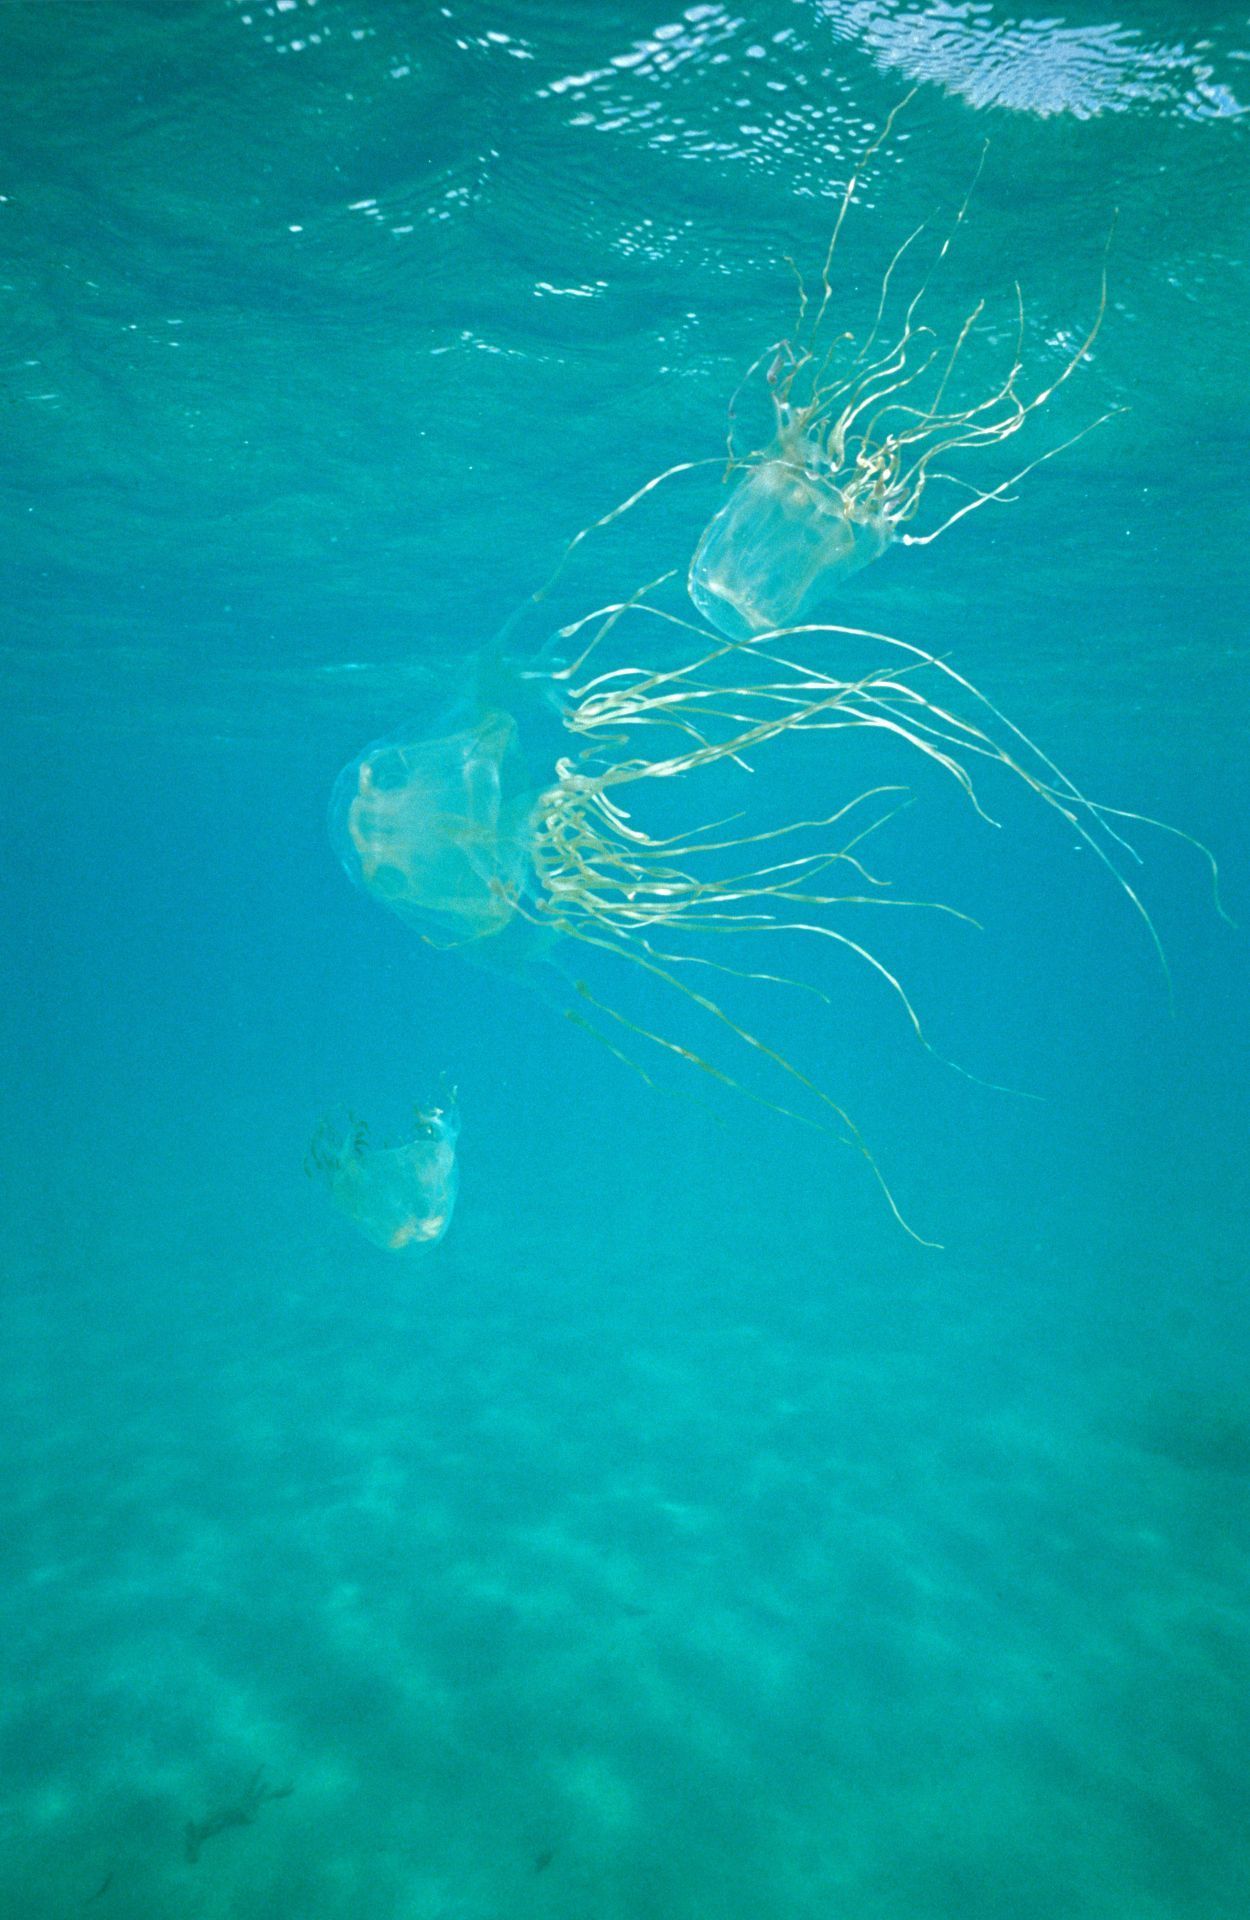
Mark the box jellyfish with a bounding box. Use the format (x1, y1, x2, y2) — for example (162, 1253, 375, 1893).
(328, 589, 1210, 1241)
(687, 101, 1114, 639)
(307, 1101, 459, 1252)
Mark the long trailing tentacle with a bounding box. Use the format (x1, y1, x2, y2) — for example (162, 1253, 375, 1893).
(809, 90, 918, 353)
(743, 125, 1119, 553)
(515, 601, 1112, 1178)
(556, 593, 1222, 987)
(532, 463, 723, 605)
(552, 918, 941, 1247)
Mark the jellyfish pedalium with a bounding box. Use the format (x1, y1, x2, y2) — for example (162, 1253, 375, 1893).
(331, 586, 1188, 1240)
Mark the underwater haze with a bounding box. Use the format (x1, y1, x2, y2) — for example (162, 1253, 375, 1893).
(2, 2, 1248, 1916)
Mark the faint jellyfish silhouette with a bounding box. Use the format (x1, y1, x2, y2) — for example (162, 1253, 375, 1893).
(307, 1099, 460, 1251)
(328, 586, 1206, 1243)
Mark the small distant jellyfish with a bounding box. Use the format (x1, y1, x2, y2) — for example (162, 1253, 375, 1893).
(687, 99, 1113, 639)
(307, 1100, 460, 1251)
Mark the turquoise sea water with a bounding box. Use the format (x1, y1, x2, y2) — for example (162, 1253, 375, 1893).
(2, 3, 1248, 1915)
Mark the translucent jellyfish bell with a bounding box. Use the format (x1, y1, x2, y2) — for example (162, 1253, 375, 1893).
(689, 436, 893, 641)
(330, 710, 539, 946)
(308, 1101, 460, 1252)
